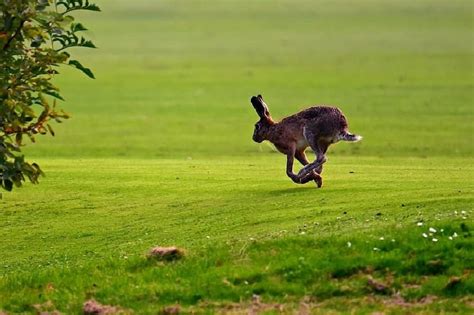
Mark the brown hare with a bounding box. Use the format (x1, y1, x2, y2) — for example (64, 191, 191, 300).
(251, 94, 361, 188)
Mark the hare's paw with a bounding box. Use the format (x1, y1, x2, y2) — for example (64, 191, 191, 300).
(288, 173, 302, 184)
(314, 172, 323, 188)
(297, 170, 319, 185)
(305, 171, 322, 188)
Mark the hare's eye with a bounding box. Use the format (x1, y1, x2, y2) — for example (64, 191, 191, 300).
(255, 124, 260, 130)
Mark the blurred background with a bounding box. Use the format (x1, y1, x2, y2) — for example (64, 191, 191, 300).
(26, 0, 473, 159)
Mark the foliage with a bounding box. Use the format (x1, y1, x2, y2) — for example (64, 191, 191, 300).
(0, 0, 99, 191)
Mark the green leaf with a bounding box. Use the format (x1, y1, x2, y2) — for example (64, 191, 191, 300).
(43, 90, 65, 101)
(71, 23, 88, 33)
(68, 60, 95, 79)
(79, 37, 96, 48)
(83, 4, 101, 12)
(15, 133, 22, 146)
(46, 124, 55, 136)
(35, 0, 50, 11)
(3, 180, 13, 192)
(57, 0, 101, 13)
(32, 163, 45, 177)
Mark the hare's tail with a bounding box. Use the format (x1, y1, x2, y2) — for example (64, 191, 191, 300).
(339, 132, 362, 142)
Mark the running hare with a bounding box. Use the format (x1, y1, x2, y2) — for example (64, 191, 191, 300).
(251, 94, 361, 187)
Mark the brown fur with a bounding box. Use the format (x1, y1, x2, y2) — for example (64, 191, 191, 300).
(251, 94, 361, 187)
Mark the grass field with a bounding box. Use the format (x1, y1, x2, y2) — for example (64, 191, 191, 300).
(1, 0, 473, 313)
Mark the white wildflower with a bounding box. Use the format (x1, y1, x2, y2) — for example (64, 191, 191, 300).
(373, 247, 380, 251)
(453, 232, 458, 238)
(347, 241, 352, 248)
(440, 229, 444, 232)
(461, 210, 466, 214)
(422, 233, 428, 238)
(379, 237, 384, 240)
(432, 238, 438, 242)
(417, 222, 423, 226)
(429, 227, 437, 233)
(449, 236, 453, 240)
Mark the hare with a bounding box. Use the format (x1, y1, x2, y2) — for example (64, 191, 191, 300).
(251, 94, 362, 187)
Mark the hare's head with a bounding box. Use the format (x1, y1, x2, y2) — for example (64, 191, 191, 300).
(250, 94, 273, 143)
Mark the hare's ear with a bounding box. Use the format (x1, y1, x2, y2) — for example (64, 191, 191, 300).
(251, 94, 270, 119)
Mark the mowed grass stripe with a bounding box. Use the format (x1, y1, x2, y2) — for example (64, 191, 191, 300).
(2, 157, 472, 274)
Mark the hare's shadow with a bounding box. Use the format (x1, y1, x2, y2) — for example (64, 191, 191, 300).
(267, 186, 317, 196)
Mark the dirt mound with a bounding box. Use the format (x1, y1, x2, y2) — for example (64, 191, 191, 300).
(148, 246, 184, 261)
(161, 305, 181, 314)
(83, 299, 125, 315)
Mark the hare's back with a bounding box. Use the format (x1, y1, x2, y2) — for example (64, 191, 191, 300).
(299, 106, 348, 136)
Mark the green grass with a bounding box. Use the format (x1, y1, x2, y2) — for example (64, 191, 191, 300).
(1, 0, 474, 313)
(2, 157, 472, 313)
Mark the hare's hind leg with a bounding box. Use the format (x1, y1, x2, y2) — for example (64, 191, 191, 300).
(312, 142, 329, 175)
(297, 138, 329, 184)
(294, 150, 310, 166)
(295, 150, 322, 187)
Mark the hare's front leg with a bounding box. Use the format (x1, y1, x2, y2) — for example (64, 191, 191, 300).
(285, 143, 313, 184)
(286, 149, 301, 184)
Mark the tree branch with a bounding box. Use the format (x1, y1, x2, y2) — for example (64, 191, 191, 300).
(2, 19, 25, 51)
(3, 111, 49, 136)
